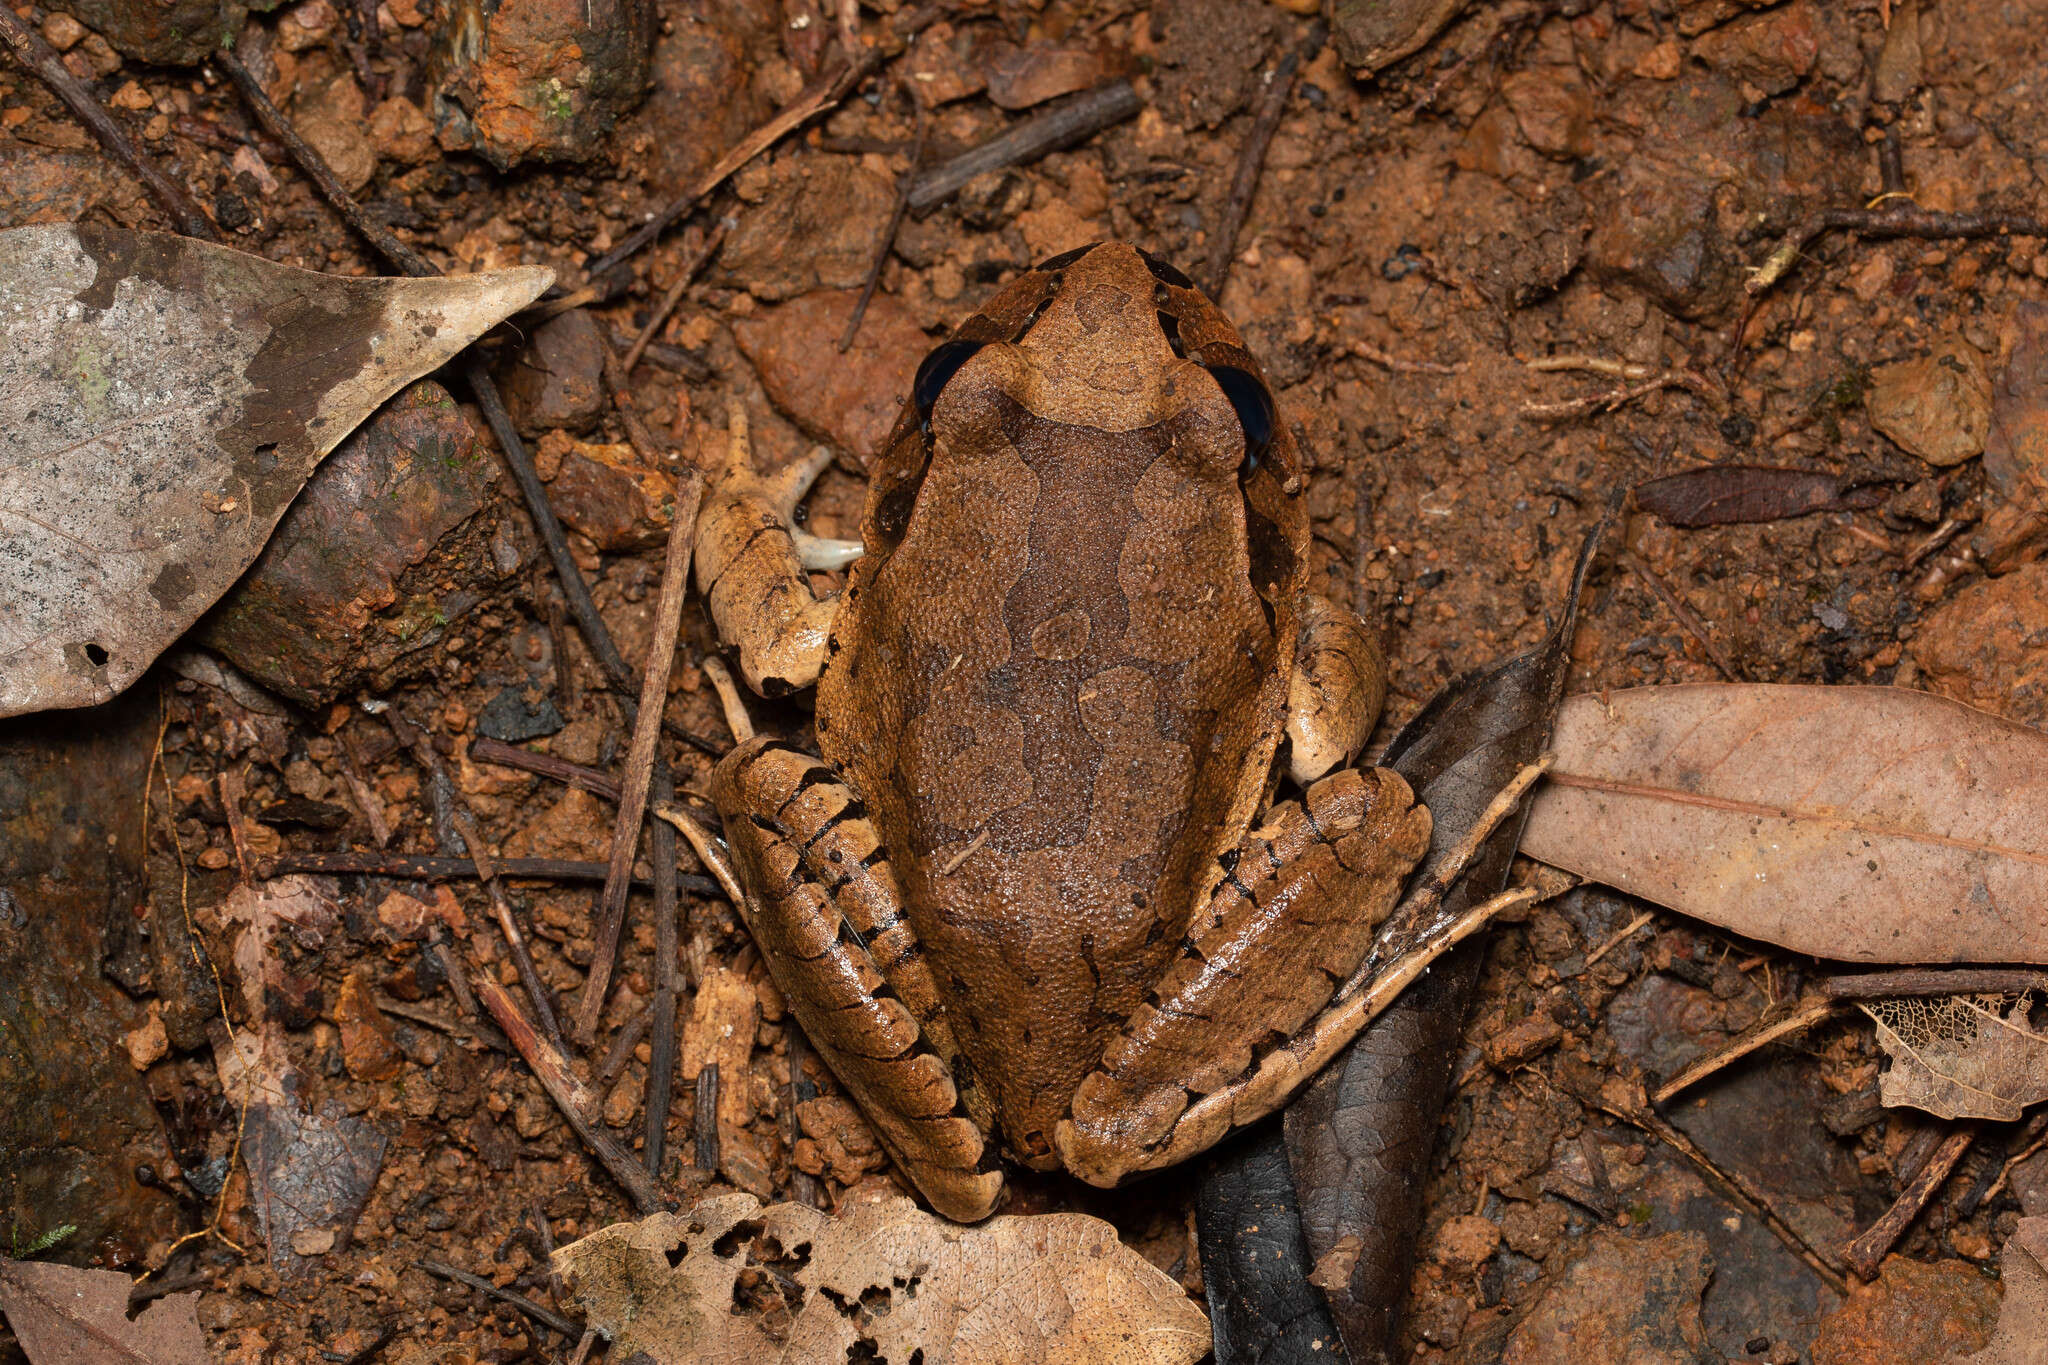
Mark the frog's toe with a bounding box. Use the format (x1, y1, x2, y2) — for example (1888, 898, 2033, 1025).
(910, 1163, 1006, 1223)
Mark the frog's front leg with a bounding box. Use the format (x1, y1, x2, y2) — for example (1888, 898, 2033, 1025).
(1286, 592, 1388, 784)
(1054, 765, 1431, 1187)
(708, 732, 1005, 1222)
(693, 399, 863, 696)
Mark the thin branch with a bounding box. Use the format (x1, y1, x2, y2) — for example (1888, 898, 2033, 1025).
(1843, 1124, 1975, 1279)
(1622, 552, 1743, 681)
(840, 108, 928, 353)
(0, 8, 221, 240)
(1203, 21, 1325, 299)
(622, 222, 726, 378)
(414, 1257, 584, 1339)
(906, 80, 1142, 212)
(257, 849, 719, 897)
(1749, 203, 2048, 297)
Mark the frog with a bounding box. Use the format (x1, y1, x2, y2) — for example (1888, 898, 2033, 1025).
(683, 241, 1432, 1222)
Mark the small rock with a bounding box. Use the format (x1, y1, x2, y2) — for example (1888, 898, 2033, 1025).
(476, 686, 566, 743)
(1634, 39, 1683, 79)
(1328, 0, 1466, 76)
(367, 96, 437, 166)
(1692, 0, 1821, 96)
(122, 1002, 169, 1070)
(543, 436, 676, 550)
(1431, 1213, 1502, 1269)
(109, 80, 155, 112)
(1504, 1231, 1715, 1365)
(981, 40, 1115, 110)
(1873, 0, 1924, 103)
(602, 1074, 639, 1127)
(1985, 301, 2048, 509)
(278, 0, 337, 52)
(1501, 67, 1594, 159)
(0, 144, 147, 227)
(1487, 1010, 1566, 1068)
(1810, 1256, 1998, 1363)
(43, 0, 246, 63)
(1867, 334, 1993, 467)
(288, 1226, 337, 1256)
(290, 62, 376, 195)
(731, 290, 928, 463)
(39, 11, 87, 51)
(430, 0, 656, 169)
(499, 310, 608, 435)
(1909, 560, 2048, 725)
(375, 890, 457, 941)
(718, 157, 898, 303)
(901, 22, 989, 106)
(199, 382, 531, 705)
(1501, 1200, 1570, 1260)
(334, 971, 403, 1082)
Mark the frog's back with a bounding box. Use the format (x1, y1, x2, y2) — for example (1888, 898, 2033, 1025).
(814, 243, 1310, 1161)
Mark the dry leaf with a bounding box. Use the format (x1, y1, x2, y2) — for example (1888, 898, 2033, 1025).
(0, 1258, 215, 1365)
(1958, 1217, 2048, 1364)
(1862, 992, 2048, 1121)
(0, 224, 550, 719)
(553, 1193, 1212, 1365)
(1519, 685, 2048, 963)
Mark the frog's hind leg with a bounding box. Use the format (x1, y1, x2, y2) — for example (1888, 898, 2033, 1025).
(680, 731, 1004, 1222)
(1054, 765, 1430, 1188)
(695, 397, 863, 696)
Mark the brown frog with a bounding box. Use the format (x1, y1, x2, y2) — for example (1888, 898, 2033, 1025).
(685, 242, 1431, 1221)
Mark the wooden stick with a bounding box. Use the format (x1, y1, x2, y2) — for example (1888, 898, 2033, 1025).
(1820, 968, 2048, 1000)
(1203, 22, 1324, 299)
(840, 108, 928, 352)
(0, 7, 221, 241)
(906, 80, 1142, 212)
(1843, 1124, 1975, 1279)
(644, 752, 681, 1175)
(621, 222, 726, 377)
(575, 477, 703, 1045)
(1651, 995, 1838, 1106)
(256, 850, 719, 897)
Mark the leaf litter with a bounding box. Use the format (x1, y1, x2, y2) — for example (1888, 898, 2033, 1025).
(1863, 992, 2048, 1123)
(0, 1258, 214, 1365)
(0, 224, 549, 719)
(552, 1192, 1211, 1365)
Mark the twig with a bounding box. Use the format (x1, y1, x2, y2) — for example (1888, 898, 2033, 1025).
(387, 710, 569, 1053)
(1521, 355, 1720, 421)
(1981, 1117, 2048, 1208)
(595, 1001, 652, 1085)
(840, 109, 928, 353)
(257, 850, 719, 896)
(1345, 338, 1469, 376)
(695, 1063, 722, 1173)
(1651, 994, 1837, 1106)
(470, 971, 665, 1213)
(0, 8, 221, 240)
(1843, 1124, 1975, 1279)
(787, 1024, 825, 1208)
(621, 222, 726, 377)
(586, 2, 951, 282)
(470, 737, 623, 802)
(1819, 967, 2048, 1000)
(414, 1257, 582, 1339)
(646, 752, 680, 1175)
(1622, 552, 1743, 681)
(576, 391, 706, 1047)
(1749, 204, 2048, 297)
(212, 49, 431, 275)
(906, 80, 1143, 212)
(1583, 908, 1655, 968)
(1203, 21, 1325, 299)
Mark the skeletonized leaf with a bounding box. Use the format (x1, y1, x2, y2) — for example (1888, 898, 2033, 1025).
(0, 224, 551, 719)
(1519, 685, 2048, 964)
(0, 1258, 215, 1365)
(1959, 1218, 2048, 1365)
(553, 1193, 1211, 1365)
(1862, 992, 2048, 1122)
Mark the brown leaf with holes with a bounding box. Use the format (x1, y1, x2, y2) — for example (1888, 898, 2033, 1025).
(0, 1258, 216, 1365)
(0, 224, 549, 719)
(1959, 1218, 2048, 1364)
(552, 1193, 1211, 1365)
(1861, 992, 2048, 1121)
(1518, 684, 2048, 963)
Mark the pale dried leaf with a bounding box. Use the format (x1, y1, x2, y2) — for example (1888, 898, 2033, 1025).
(0, 224, 551, 719)
(1519, 685, 2048, 963)
(1957, 1217, 2048, 1364)
(0, 1258, 215, 1365)
(1862, 993, 2048, 1121)
(552, 1193, 1212, 1365)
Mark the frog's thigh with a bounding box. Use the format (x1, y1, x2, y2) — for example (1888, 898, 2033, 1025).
(1286, 593, 1388, 784)
(713, 737, 1003, 1221)
(1054, 766, 1430, 1188)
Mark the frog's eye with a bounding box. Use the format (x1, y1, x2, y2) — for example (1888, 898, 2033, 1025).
(912, 339, 985, 433)
(1206, 365, 1275, 474)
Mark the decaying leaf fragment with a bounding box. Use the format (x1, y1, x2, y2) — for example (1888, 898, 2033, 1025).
(0, 224, 551, 719)
(552, 1193, 1211, 1365)
(1959, 1217, 2048, 1365)
(1862, 992, 2048, 1122)
(0, 1257, 215, 1365)
(1519, 685, 2048, 964)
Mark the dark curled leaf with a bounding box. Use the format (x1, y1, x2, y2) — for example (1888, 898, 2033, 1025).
(1633, 464, 1889, 528)
(1198, 1128, 1350, 1364)
(1278, 512, 1607, 1364)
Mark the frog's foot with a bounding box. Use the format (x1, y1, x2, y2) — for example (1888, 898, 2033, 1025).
(1285, 592, 1386, 785)
(1053, 766, 1430, 1188)
(695, 398, 860, 696)
(700, 730, 1004, 1222)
